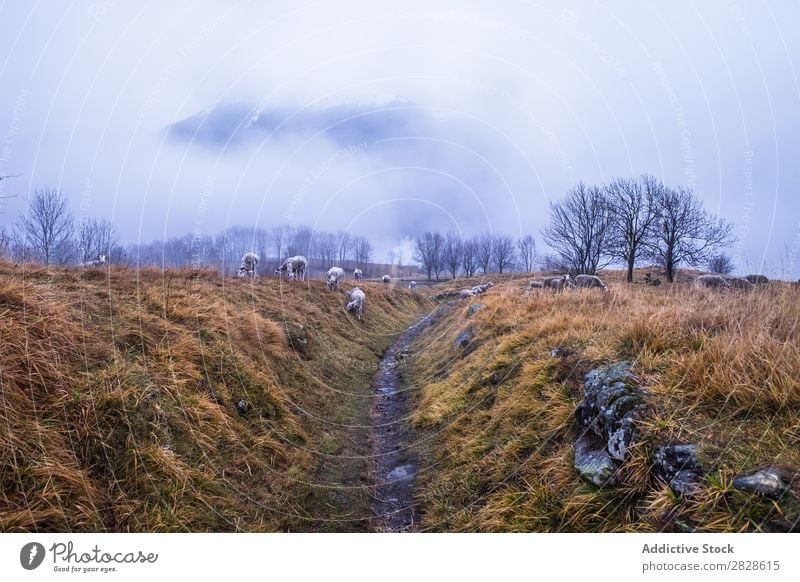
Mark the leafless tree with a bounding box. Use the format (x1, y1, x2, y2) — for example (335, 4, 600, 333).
(605, 175, 663, 283)
(415, 231, 444, 280)
(77, 217, 119, 263)
(336, 231, 352, 264)
(17, 186, 74, 265)
(708, 253, 735, 275)
(353, 235, 373, 271)
(269, 224, 293, 259)
(289, 225, 313, 257)
(492, 234, 516, 274)
(538, 253, 572, 273)
(542, 182, 612, 275)
(645, 187, 735, 283)
(442, 232, 463, 279)
(516, 235, 536, 272)
(460, 237, 478, 277)
(476, 233, 493, 274)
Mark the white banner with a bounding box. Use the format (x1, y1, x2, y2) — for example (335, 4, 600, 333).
(1, 533, 797, 581)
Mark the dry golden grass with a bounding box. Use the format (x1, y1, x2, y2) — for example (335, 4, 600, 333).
(0, 261, 430, 532)
(407, 270, 800, 532)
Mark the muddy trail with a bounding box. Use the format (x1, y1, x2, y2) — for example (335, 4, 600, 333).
(370, 303, 453, 532)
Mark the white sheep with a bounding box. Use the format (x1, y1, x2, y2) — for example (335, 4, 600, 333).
(79, 254, 107, 268)
(574, 274, 608, 292)
(353, 268, 363, 281)
(345, 287, 366, 320)
(722, 275, 755, 291)
(382, 275, 391, 284)
(695, 274, 731, 289)
(237, 252, 259, 279)
(471, 281, 495, 294)
(327, 266, 346, 291)
(275, 255, 308, 281)
(459, 288, 477, 299)
(409, 280, 417, 289)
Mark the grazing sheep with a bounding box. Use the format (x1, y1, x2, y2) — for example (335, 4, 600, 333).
(237, 252, 259, 279)
(745, 274, 769, 285)
(353, 268, 363, 281)
(382, 275, 391, 284)
(574, 274, 609, 292)
(695, 274, 731, 289)
(459, 288, 477, 299)
(527, 279, 545, 289)
(345, 287, 366, 320)
(79, 254, 107, 267)
(327, 266, 346, 290)
(723, 275, 755, 291)
(541, 275, 574, 293)
(409, 280, 417, 289)
(471, 281, 495, 294)
(275, 255, 308, 281)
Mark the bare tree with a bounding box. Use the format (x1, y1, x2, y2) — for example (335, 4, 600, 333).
(461, 237, 478, 277)
(77, 217, 119, 263)
(442, 232, 463, 279)
(646, 187, 735, 283)
(269, 224, 293, 259)
(476, 233, 493, 274)
(336, 231, 352, 264)
(17, 186, 74, 265)
(516, 235, 536, 272)
(415, 231, 444, 280)
(708, 253, 735, 275)
(542, 182, 612, 275)
(289, 225, 313, 257)
(353, 235, 373, 271)
(492, 234, 516, 274)
(605, 175, 663, 283)
(538, 253, 572, 273)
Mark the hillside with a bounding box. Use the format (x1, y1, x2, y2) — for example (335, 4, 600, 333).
(405, 271, 800, 532)
(0, 262, 430, 532)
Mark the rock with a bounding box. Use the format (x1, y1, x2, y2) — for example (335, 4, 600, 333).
(467, 303, 486, 317)
(453, 326, 474, 350)
(654, 444, 703, 496)
(575, 362, 645, 462)
(549, 347, 572, 358)
(287, 323, 309, 353)
(574, 434, 617, 487)
(236, 399, 250, 416)
(732, 467, 793, 499)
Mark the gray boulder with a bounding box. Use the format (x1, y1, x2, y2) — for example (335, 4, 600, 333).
(732, 467, 793, 499)
(453, 326, 474, 350)
(574, 434, 617, 487)
(467, 303, 486, 317)
(654, 444, 704, 496)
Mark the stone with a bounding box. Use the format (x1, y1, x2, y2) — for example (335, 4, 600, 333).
(732, 468, 793, 499)
(654, 444, 704, 496)
(467, 303, 486, 317)
(236, 399, 250, 416)
(574, 433, 617, 487)
(453, 326, 474, 350)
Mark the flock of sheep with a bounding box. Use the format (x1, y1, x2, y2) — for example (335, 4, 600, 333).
(233, 252, 405, 321)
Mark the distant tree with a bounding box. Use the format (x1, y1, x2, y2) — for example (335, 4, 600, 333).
(605, 174, 662, 283)
(645, 187, 735, 283)
(476, 233, 493, 274)
(516, 235, 536, 272)
(538, 253, 572, 273)
(17, 186, 74, 265)
(542, 182, 612, 275)
(492, 234, 516, 274)
(336, 231, 352, 264)
(461, 237, 478, 277)
(77, 217, 119, 263)
(442, 232, 463, 279)
(0, 226, 11, 259)
(269, 224, 293, 259)
(415, 231, 444, 280)
(353, 235, 373, 270)
(289, 225, 313, 257)
(707, 253, 735, 275)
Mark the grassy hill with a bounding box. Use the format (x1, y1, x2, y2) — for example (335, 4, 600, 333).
(405, 270, 800, 532)
(0, 262, 430, 532)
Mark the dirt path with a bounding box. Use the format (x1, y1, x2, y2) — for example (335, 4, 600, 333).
(370, 304, 452, 532)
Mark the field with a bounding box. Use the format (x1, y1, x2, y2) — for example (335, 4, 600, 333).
(0, 262, 429, 532)
(405, 270, 800, 531)
(1, 263, 798, 532)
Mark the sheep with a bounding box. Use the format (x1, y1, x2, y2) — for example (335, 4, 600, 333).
(275, 255, 308, 281)
(327, 266, 346, 291)
(79, 254, 107, 267)
(695, 274, 731, 289)
(744, 274, 769, 285)
(237, 252, 259, 279)
(723, 275, 755, 291)
(540, 275, 574, 293)
(345, 287, 366, 320)
(459, 288, 477, 299)
(527, 279, 545, 289)
(353, 268, 363, 281)
(471, 281, 495, 294)
(574, 274, 609, 292)
(382, 275, 391, 284)
(409, 280, 417, 289)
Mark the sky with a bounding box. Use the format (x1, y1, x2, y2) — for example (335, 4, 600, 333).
(0, 1, 798, 275)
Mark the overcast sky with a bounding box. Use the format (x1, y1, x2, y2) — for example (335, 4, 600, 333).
(1, 1, 798, 275)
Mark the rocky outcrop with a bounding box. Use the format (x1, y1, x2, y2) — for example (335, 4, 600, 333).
(732, 468, 794, 499)
(654, 444, 703, 496)
(574, 434, 618, 487)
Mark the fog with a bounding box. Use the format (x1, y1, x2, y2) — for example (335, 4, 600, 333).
(1, 1, 798, 275)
